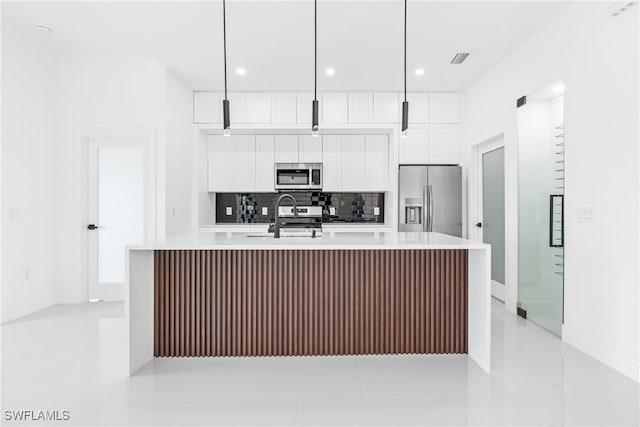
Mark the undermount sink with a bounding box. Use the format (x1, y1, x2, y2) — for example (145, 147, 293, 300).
(243, 231, 321, 238)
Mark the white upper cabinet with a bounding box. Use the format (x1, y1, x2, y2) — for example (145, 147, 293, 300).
(227, 92, 246, 124)
(322, 93, 348, 124)
(322, 135, 342, 192)
(244, 93, 271, 123)
(299, 135, 323, 163)
(255, 135, 275, 191)
(365, 135, 389, 191)
(208, 135, 255, 191)
(348, 92, 374, 123)
(194, 91, 460, 125)
(275, 135, 299, 163)
(296, 92, 315, 124)
(373, 92, 399, 123)
(194, 92, 221, 124)
(341, 135, 366, 190)
(208, 135, 234, 191)
(429, 93, 460, 123)
(398, 125, 428, 164)
(400, 93, 429, 123)
(233, 135, 256, 189)
(429, 124, 460, 165)
(271, 93, 297, 124)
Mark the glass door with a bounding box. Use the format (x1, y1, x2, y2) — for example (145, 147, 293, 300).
(87, 139, 146, 301)
(516, 82, 565, 336)
(481, 146, 506, 300)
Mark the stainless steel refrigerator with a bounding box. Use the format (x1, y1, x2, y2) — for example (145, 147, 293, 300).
(399, 166, 462, 237)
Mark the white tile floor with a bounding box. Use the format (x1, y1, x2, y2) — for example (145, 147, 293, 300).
(1, 298, 638, 426)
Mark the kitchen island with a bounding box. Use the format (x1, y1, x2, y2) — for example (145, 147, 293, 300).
(126, 232, 491, 375)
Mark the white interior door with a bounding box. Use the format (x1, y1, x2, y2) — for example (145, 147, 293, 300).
(88, 139, 147, 301)
(476, 140, 506, 301)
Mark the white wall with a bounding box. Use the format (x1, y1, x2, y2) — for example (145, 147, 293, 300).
(1, 21, 58, 322)
(54, 51, 168, 303)
(165, 70, 195, 236)
(465, 2, 639, 381)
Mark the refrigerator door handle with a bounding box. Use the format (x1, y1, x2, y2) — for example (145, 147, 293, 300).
(427, 185, 434, 232)
(422, 185, 429, 232)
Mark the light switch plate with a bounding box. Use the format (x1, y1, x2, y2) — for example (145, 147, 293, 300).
(577, 207, 593, 222)
(262, 207, 268, 216)
(329, 207, 336, 216)
(374, 207, 380, 216)
(226, 207, 233, 216)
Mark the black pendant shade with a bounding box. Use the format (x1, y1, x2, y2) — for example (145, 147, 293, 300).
(222, 0, 231, 137)
(312, 99, 319, 134)
(402, 100, 409, 135)
(311, 0, 319, 137)
(401, 0, 409, 137)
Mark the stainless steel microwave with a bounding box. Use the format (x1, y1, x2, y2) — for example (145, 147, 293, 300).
(274, 163, 322, 190)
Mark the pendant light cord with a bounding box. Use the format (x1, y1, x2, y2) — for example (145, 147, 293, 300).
(314, 0, 317, 102)
(404, 0, 407, 103)
(223, 0, 228, 101)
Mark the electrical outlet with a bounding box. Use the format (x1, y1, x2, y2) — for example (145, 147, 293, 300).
(24, 267, 31, 280)
(329, 207, 336, 216)
(374, 207, 380, 216)
(262, 207, 268, 216)
(8, 208, 20, 220)
(226, 207, 233, 216)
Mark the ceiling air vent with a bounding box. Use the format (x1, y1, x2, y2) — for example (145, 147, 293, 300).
(450, 52, 470, 64)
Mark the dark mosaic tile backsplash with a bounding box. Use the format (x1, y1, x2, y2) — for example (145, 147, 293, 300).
(215, 192, 385, 224)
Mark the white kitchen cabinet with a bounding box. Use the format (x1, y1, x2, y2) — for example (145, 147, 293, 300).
(404, 93, 430, 123)
(255, 135, 275, 191)
(365, 135, 389, 190)
(373, 92, 399, 123)
(322, 92, 348, 124)
(208, 135, 234, 191)
(341, 135, 366, 190)
(348, 92, 374, 123)
(208, 135, 256, 192)
(245, 93, 272, 123)
(322, 135, 342, 191)
(429, 124, 460, 165)
(398, 125, 428, 164)
(296, 92, 316, 124)
(233, 135, 256, 189)
(275, 135, 299, 163)
(228, 92, 246, 124)
(271, 93, 297, 124)
(429, 93, 460, 123)
(299, 135, 323, 163)
(194, 92, 221, 124)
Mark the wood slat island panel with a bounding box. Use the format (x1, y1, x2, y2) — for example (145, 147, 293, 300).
(153, 249, 467, 357)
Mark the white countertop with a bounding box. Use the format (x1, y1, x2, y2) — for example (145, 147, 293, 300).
(129, 232, 489, 251)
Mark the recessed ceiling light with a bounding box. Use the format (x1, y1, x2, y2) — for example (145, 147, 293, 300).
(325, 68, 335, 76)
(415, 68, 425, 76)
(236, 68, 246, 76)
(35, 24, 53, 33)
(553, 84, 565, 94)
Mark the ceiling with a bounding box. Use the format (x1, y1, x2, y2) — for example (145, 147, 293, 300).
(2, 1, 569, 92)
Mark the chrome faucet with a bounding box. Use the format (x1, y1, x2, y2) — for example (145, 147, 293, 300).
(274, 193, 298, 239)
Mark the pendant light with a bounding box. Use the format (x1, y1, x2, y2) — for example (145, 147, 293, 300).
(222, 0, 231, 137)
(401, 0, 409, 138)
(311, 0, 319, 137)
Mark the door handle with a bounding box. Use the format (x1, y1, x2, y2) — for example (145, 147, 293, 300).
(427, 185, 433, 232)
(476, 222, 482, 228)
(87, 224, 102, 230)
(422, 185, 428, 232)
